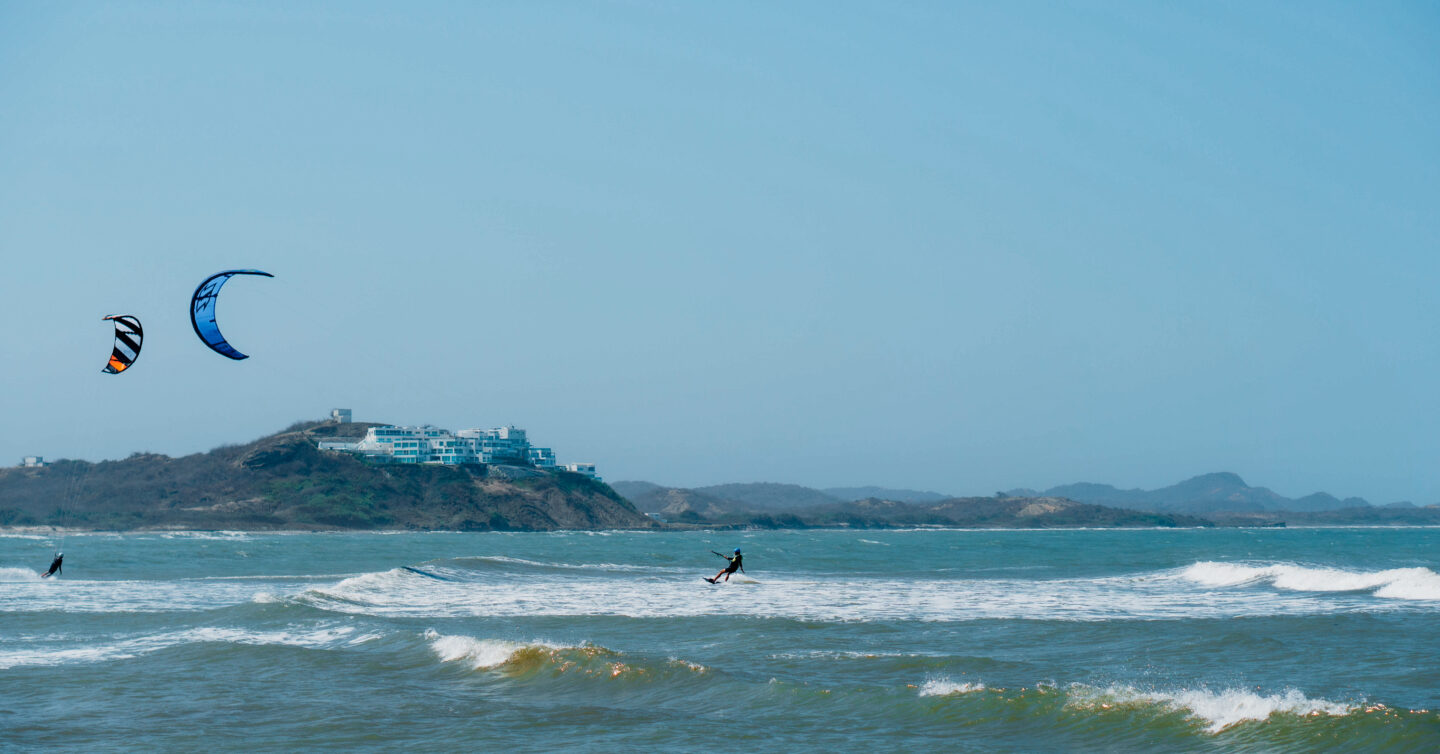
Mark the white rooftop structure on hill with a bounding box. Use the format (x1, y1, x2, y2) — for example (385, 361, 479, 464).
(563, 463, 599, 479)
(318, 422, 588, 475)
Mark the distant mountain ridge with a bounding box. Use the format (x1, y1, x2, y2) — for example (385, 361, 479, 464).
(693, 483, 843, 511)
(610, 479, 1209, 529)
(802, 496, 1209, 529)
(1009, 472, 1373, 514)
(616, 471, 1411, 525)
(823, 486, 950, 504)
(609, 482, 953, 518)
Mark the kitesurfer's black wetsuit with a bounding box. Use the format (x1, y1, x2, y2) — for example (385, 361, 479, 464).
(711, 554, 743, 582)
(42, 554, 62, 579)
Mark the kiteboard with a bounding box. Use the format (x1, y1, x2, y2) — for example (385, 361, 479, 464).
(703, 577, 717, 584)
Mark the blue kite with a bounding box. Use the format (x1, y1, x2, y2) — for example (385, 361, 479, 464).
(189, 269, 274, 360)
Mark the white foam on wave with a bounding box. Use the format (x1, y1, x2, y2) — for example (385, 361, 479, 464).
(296, 563, 1433, 622)
(157, 531, 252, 541)
(0, 623, 368, 669)
(313, 568, 414, 606)
(771, 650, 918, 660)
(919, 677, 986, 696)
(1180, 562, 1440, 601)
(464, 555, 686, 574)
(0, 567, 41, 582)
(173, 625, 363, 648)
(424, 629, 569, 670)
(0, 575, 323, 614)
(667, 657, 708, 674)
(1068, 683, 1354, 733)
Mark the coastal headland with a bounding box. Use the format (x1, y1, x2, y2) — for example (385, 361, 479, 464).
(5, 419, 1437, 532)
(0, 420, 655, 532)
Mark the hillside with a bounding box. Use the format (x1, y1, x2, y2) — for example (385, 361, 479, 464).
(1016, 472, 1376, 514)
(613, 479, 1211, 529)
(1206, 506, 1440, 527)
(692, 482, 844, 511)
(823, 486, 950, 504)
(0, 420, 657, 532)
(739, 496, 1211, 529)
(619, 486, 742, 523)
(613, 481, 839, 521)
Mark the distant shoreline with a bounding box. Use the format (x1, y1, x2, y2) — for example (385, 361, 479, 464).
(7, 523, 1440, 536)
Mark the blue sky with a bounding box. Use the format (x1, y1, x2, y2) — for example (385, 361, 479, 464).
(2, 1, 1437, 502)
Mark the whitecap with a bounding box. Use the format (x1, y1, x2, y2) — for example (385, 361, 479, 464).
(1068, 683, 1354, 733)
(0, 624, 366, 669)
(424, 629, 569, 670)
(919, 677, 986, 696)
(1180, 562, 1440, 601)
(0, 567, 41, 582)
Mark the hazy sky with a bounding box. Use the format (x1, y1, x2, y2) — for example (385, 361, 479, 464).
(2, 1, 1437, 502)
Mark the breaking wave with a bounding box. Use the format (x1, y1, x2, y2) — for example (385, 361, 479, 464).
(916, 678, 1395, 736)
(0, 624, 377, 669)
(292, 556, 1440, 622)
(1179, 562, 1440, 601)
(457, 555, 687, 575)
(13, 555, 1440, 621)
(1064, 683, 1356, 733)
(424, 630, 709, 680)
(0, 567, 41, 582)
(919, 677, 987, 696)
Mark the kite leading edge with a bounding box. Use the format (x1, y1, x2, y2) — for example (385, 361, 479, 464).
(189, 269, 274, 360)
(100, 315, 143, 374)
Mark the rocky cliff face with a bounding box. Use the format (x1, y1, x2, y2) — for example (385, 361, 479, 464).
(0, 421, 658, 532)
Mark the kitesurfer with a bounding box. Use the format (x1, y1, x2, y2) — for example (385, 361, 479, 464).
(41, 552, 62, 579)
(706, 548, 743, 583)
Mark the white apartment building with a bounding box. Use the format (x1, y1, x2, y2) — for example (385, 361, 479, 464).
(319, 424, 583, 473)
(563, 462, 599, 479)
(527, 447, 556, 468)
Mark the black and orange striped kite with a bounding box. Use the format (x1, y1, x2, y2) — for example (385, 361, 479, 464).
(100, 315, 143, 374)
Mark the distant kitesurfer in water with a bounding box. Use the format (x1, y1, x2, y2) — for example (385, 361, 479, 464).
(705, 548, 743, 583)
(41, 552, 62, 579)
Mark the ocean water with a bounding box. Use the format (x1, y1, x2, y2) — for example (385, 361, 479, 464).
(2, 527, 1438, 752)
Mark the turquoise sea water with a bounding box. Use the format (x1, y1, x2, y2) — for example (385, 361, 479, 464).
(3, 527, 1439, 751)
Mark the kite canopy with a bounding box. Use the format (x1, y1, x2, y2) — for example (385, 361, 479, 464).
(100, 315, 143, 374)
(189, 269, 274, 360)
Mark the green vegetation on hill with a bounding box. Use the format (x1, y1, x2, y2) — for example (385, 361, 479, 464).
(614, 479, 1211, 529)
(721, 496, 1211, 529)
(693, 482, 843, 511)
(0, 420, 657, 532)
